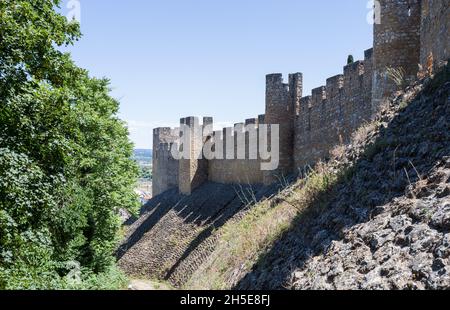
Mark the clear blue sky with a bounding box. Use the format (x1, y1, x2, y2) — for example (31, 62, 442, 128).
(60, 0, 373, 149)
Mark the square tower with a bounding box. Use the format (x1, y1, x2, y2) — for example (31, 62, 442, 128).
(372, 0, 422, 106)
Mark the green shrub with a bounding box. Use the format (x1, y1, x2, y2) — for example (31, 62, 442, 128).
(347, 55, 354, 65)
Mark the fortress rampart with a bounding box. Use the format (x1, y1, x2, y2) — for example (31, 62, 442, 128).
(208, 118, 264, 185)
(295, 49, 374, 170)
(420, 0, 449, 68)
(153, 0, 449, 196)
(152, 127, 179, 196)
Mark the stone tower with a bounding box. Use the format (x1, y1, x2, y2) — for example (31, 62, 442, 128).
(372, 0, 422, 106)
(263, 73, 302, 185)
(178, 117, 211, 195)
(152, 127, 179, 196)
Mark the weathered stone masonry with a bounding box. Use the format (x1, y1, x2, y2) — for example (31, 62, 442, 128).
(153, 0, 449, 196)
(295, 49, 374, 170)
(420, 0, 449, 68)
(372, 0, 422, 106)
(152, 127, 179, 196)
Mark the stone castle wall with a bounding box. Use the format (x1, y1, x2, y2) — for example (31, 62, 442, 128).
(263, 73, 302, 185)
(178, 117, 210, 195)
(420, 0, 449, 68)
(294, 49, 374, 170)
(208, 119, 265, 185)
(152, 0, 449, 197)
(152, 127, 179, 196)
(372, 0, 422, 106)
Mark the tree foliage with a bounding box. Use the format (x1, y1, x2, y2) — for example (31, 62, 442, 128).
(139, 166, 152, 180)
(0, 0, 139, 289)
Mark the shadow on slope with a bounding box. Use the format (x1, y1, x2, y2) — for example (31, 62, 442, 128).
(117, 180, 285, 286)
(236, 69, 450, 289)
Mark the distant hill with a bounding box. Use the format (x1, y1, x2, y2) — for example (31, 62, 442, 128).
(133, 149, 152, 165)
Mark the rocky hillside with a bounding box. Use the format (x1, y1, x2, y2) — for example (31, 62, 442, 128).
(118, 65, 449, 290)
(237, 67, 450, 290)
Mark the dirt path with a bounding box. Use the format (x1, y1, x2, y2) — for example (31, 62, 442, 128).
(128, 279, 173, 290)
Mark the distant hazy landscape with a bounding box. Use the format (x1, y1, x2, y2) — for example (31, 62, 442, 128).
(133, 149, 152, 203)
(133, 149, 152, 166)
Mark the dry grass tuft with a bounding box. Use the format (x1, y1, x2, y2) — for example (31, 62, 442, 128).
(386, 66, 406, 89)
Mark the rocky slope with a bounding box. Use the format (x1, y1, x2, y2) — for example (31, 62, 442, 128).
(237, 69, 450, 289)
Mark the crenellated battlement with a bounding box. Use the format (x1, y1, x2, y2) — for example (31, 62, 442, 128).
(364, 48, 373, 61)
(153, 127, 176, 142)
(152, 1, 449, 196)
(245, 118, 257, 126)
(326, 74, 344, 98)
(293, 51, 374, 170)
(311, 86, 327, 103)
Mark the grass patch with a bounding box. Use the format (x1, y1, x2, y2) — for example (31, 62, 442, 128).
(398, 99, 409, 110)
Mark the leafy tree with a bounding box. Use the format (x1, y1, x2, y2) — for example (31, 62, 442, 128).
(0, 0, 139, 289)
(139, 166, 152, 180)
